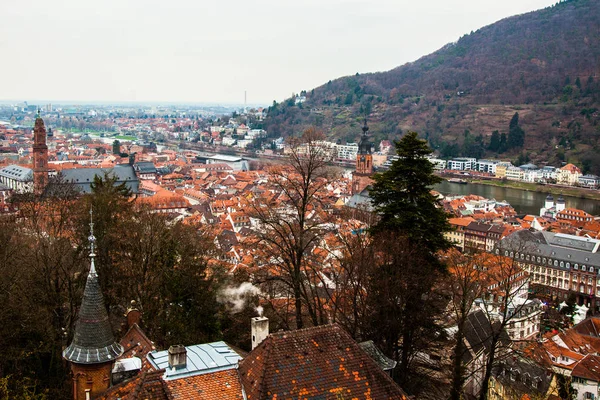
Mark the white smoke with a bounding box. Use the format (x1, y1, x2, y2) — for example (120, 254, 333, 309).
(256, 305, 264, 317)
(218, 282, 260, 313)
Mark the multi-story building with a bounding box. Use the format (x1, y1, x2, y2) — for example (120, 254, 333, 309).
(335, 142, 358, 160)
(495, 162, 513, 179)
(540, 166, 558, 180)
(447, 217, 474, 251)
(501, 230, 600, 312)
(557, 163, 582, 185)
(579, 174, 600, 189)
(447, 157, 477, 171)
(476, 159, 499, 174)
(428, 157, 447, 171)
(556, 208, 594, 225)
(464, 222, 492, 253)
(505, 166, 524, 181)
(0, 165, 33, 192)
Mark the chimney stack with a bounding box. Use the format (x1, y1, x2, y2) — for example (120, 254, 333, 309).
(251, 316, 269, 350)
(126, 300, 141, 328)
(168, 345, 187, 369)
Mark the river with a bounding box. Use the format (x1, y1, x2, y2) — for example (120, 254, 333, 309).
(434, 181, 600, 216)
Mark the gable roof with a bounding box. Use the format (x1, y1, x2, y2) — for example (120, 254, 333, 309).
(97, 369, 169, 400)
(238, 324, 408, 400)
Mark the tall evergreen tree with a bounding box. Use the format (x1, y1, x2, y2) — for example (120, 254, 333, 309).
(488, 130, 501, 152)
(369, 131, 451, 254)
(507, 112, 525, 150)
(367, 132, 452, 391)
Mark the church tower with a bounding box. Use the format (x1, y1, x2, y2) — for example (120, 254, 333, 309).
(32, 110, 48, 195)
(352, 119, 374, 195)
(63, 211, 123, 400)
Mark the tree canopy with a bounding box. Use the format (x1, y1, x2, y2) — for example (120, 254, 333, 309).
(369, 131, 451, 254)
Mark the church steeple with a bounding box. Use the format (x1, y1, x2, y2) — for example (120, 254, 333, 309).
(32, 111, 48, 195)
(358, 118, 372, 155)
(63, 210, 123, 400)
(351, 119, 374, 195)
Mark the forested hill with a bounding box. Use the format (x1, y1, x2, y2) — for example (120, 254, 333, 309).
(264, 0, 600, 173)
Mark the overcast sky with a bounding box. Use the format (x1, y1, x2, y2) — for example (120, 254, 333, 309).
(0, 0, 555, 105)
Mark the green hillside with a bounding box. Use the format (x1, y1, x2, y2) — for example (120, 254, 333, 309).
(264, 0, 600, 173)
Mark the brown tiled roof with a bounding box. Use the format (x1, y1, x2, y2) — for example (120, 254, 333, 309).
(572, 354, 600, 382)
(238, 324, 408, 400)
(120, 323, 156, 368)
(166, 369, 244, 399)
(97, 369, 169, 400)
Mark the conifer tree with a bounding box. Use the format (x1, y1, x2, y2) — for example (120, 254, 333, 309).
(369, 131, 451, 254)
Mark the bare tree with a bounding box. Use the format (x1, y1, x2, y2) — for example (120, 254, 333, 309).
(444, 249, 485, 400)
(473, 243, 537, 400)
(247, 128, 338, 329)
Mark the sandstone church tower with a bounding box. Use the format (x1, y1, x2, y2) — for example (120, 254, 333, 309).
(63, 211, 123, 400)
(32, 110, 48, 195)
(351, 119, 374, 195)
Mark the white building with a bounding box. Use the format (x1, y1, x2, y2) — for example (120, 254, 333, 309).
(476, 159, 499, 174)
(206, 155, 249, 171)
(221, 136, 237, 146)
(0, 165, 33, 192)
(447, 157, 477, 171)
(427, 157, 447, 170)
(335, 143, 359, 160)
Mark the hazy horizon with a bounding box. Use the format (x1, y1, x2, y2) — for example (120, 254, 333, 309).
(1, 0, 555, 105)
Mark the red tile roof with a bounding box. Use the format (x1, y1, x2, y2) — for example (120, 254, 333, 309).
(165, 369, 244, 399)
(238, 324, 408, 400)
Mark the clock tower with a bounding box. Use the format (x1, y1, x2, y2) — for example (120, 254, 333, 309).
(352, 119, 374, 195)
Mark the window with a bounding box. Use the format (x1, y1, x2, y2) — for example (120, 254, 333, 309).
(543, 258, 547, 264)
(555, 260, 559, 267)
(537, 257, 541, 263)
(583, 266, 587, 272)
(567, 262, 570, 268)
(591, 267, 595, 273)
(575, 264, 579, 270)
(526, 255, 530, 261)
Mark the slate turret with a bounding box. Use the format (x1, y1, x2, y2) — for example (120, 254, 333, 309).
(63, 210, 123, 400)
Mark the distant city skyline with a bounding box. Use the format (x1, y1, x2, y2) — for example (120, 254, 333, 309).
(1, 0, 555, 105)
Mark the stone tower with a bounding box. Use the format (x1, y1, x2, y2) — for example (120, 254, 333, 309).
(63, 210, 123, 400)
(32, 110, 48, 195)
(351, 119, 374, 195)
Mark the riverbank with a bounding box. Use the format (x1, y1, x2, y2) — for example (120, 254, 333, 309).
(467, 178, 600, 201)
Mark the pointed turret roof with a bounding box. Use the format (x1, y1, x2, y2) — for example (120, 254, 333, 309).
(63, 210, 123, 364)
(358, 118, 372, 155)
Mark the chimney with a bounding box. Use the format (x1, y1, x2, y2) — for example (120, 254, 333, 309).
(251, 316, 269, 350)
(126, 300, 141, 328)
(168, 345, 187, 369)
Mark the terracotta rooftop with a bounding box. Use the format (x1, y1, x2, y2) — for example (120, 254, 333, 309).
(238, 324, 408, 400)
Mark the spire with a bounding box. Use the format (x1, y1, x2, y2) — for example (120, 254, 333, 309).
(88, 208, 97, 275)
(63, 208, 123, 365)
(358, 118, 371, 155)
